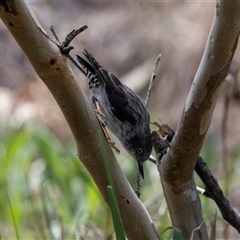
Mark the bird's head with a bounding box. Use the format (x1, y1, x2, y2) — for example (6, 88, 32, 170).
(124, 130, 152, 178)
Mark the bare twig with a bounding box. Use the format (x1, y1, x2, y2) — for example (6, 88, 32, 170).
(190, 222, 205, 240)
(50, 26, 60, 42)
(196, 186, 206, 195)
(50, 26, 88, 74)
(62, 26, 88, 50)
(148, 155, 157, 164)
(134, 54, 161, 198)
(145, 54, 161, 109)
(195, 156, 240, 233)
(134, 169, 141, 198)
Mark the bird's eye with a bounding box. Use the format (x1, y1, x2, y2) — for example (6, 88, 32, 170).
(137, 148, 143, 154)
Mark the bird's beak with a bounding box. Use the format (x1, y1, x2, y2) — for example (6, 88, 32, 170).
(138, 161, 144, 179)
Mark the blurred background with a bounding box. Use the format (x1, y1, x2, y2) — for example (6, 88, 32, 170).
(1, 1, 240, 239)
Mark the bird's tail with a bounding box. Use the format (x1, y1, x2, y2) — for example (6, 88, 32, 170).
(76, 53, 95, 76)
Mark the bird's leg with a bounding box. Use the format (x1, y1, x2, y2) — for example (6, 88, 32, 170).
(94, 101, 106, 119)
(94, 100, 120, 154)
(100, 123, 120, 154)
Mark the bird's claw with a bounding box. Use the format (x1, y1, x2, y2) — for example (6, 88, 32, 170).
(107, 140, 120, 154)
(100, 121, 120, 154)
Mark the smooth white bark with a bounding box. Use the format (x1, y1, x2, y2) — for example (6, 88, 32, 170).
(160, 1, 240, 239)
(0, 1, 160, 239)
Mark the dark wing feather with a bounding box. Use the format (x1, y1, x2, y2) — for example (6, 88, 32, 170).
(100, 69, 137, 125)
(111, 88, 137, 125)
(83, 49, 137, 125)
(109, 88, 137, 125)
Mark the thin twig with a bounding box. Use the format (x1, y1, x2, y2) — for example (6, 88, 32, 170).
(195, 156, 240, 233)
(145, 54, 161, 109)
(63, 26, 88, 48)
(148, 155, 157, 164)
(196, 186, 206, 195)
(50, 26, 60, 42)
(50, 26, 88, 74)
(135, 168, 141, 198)
(190, 221, 205, 240)
(134, 54, 161, 198)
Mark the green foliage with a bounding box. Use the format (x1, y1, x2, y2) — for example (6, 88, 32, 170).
(161, 226, 182, 240)
(0, 121, 106, 239)
(107, 186, 125, 240)
(101, 141, 125, 240)
(1, 118, 237, 239)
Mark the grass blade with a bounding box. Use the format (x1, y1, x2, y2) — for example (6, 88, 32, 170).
(6, 182, 20, 240)
(107, 186, 125, 240)
(100, 137, 125, 240)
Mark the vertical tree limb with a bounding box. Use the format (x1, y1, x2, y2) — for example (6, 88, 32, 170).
(159, 1, 240, 239)
(0, 1, 160, 239)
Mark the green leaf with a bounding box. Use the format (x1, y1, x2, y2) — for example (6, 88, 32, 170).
(107, 186, 125, 240)
(161, 226, 182, 240)
(6, 183, 20, 240)
(100, 136, 125, 240)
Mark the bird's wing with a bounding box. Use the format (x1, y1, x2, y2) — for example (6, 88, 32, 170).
(100, 69, 137, 125)
(83, 49, 138, 125)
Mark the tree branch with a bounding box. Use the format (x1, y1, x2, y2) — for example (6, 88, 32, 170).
(152, 123, 240, 234)
(0, 1, 160, 239)
(195, 157, 240, 233)
(158, 1, 240, 239)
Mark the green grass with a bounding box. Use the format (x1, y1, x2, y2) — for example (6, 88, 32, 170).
(0, 121, 108, 239)
(100, 138, 125, 240)
(0, 118, 239, 239)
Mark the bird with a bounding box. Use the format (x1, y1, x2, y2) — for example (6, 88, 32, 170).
(76, 49, 152, 179)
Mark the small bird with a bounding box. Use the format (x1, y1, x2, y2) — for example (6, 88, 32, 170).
(76, 49, 152, 179)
